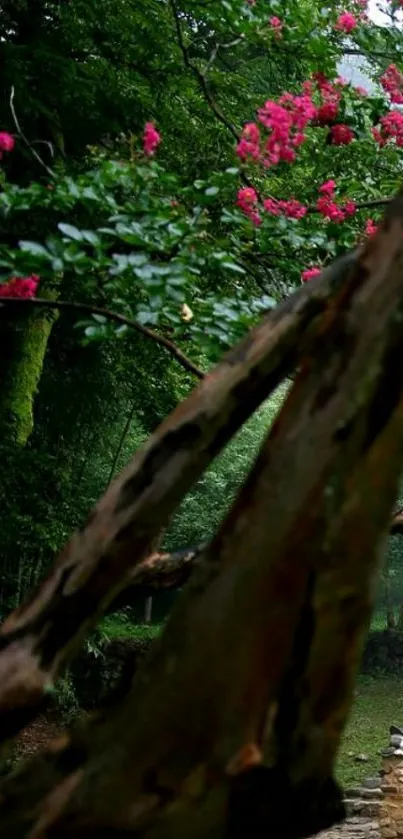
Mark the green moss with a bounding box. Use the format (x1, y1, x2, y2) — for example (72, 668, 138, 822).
(101, 614, 163, 642)
(0, 288, 61, 447)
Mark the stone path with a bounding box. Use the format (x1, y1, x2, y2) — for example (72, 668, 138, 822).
(315, 816, 380, 839)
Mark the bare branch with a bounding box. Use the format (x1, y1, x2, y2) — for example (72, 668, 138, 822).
(169, 0, 239, 141)
(0, 296, 205, 380)
(9, 87, 56, 178)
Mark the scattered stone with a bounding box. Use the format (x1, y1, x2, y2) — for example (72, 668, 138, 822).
(364, 778, 382, 790)
(362, 790, 383, 800)
(381, 748, 398, 758)
(345, 788, 364, 799)
(390, 736, 403, 748)
(355, 753, 370, 762)
(390, 726, 403, 737)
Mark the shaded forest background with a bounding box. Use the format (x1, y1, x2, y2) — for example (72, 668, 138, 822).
(1, 0, 403, 637)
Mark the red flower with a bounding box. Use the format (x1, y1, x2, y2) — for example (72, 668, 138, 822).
(0, 131, 15, 159)
(301, 267, 321, 282)
(330, 124, 354, 145)
(0, 275, 39, 298)
(143, 122, 161, 157)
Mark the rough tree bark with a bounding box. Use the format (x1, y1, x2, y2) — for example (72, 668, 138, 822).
(2, 193, 403, 837)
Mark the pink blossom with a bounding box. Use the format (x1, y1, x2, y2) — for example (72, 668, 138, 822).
(334, 12, 358, 32)
(0, 275, 39, 298)
(344, 199, 357, 216)
(380, 110, 403, 146)
(0, 132, 15, 159)
(365, 219, 378, 236)
(301, 267, 321, 282)
(317, 196, 346, 223)
(143, 122, 161, 157)
(312, 76, 341, 126)
(263, 197, 307, 218)
(269, 16, 283, 37)
(330, 123, 354, 145)
(237, 187, 261, 225)
(355, 85, 368, 96)
(319, 180, 336, 196)
(380, 65, 403, 104)
(236, 122, 261, 161)
(257, 93, 316, 168)
(263, 197, 281, 215)
(278, 198, 307, 219)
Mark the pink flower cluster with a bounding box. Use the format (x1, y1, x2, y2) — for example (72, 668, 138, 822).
(269, 16, 283, 37)
(330, 123, 355, 145)
(334, 12, 358, 32)
(236, 123, 261, 161)
(263, 197, 307, 219)
(365, 219, 378, 237)
(236, 187, 261, 225)
(309, 74, 341, 125)
(316, 180, 356, 223)
(380, 65, 403, 104)
(301, 267, 321, 283)
(257, 93, 316, 167)
(0, 132, 15, 159)
(143, 122, 161, 156)
(0, 275, 39, 298)
(374, 111, 403, 147)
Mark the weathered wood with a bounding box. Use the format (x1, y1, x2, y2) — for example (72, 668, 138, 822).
(0, 251, 356, 742)
(2, 197, 403, 837)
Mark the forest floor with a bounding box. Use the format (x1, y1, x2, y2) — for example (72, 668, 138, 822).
(11, 672, 402, 792)
(336, 674, 403, 787)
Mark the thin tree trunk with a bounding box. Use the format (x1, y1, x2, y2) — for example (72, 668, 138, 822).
(0, 283, 61, 447)
(382, 562, 396, 629)
(144, 596, 153, 624)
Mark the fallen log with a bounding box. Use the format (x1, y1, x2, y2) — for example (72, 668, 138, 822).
(0, 249, 357, 741)
(1, 193, 403, 838)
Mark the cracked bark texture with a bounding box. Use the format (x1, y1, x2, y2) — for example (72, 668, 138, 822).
(1, 193, 403, 837)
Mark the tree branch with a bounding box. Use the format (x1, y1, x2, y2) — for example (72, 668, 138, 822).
(0, 296, 205, 380)
(109, 543, 206, 611)
(9, 87, 56, 178)
(4, 192, 403, 836)
(169, 0, 239, 141)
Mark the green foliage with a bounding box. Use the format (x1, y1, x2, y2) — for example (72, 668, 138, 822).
(101, 614, 163, 642)
(165, 382, 289, 549)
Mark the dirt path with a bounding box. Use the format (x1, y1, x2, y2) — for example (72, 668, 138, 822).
(12, 713, 62, 762)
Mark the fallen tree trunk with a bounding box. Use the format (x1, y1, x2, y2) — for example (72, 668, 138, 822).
(107, 543, 206, 611)
(109, 500, 403, 611)
(3, 194, 403, 837)
(0, 250, 357, 741)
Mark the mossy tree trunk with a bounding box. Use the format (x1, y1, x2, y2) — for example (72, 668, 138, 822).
(0, 286, 61, 448)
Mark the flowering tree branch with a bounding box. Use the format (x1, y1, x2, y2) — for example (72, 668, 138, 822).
(0, 296, 205, 380)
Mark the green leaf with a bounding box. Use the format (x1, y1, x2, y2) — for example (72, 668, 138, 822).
(58, 223, 83, 241)
(222, 262, 246, 274)
(205, 186, 219, 196)
(19, 241, 50, 258)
